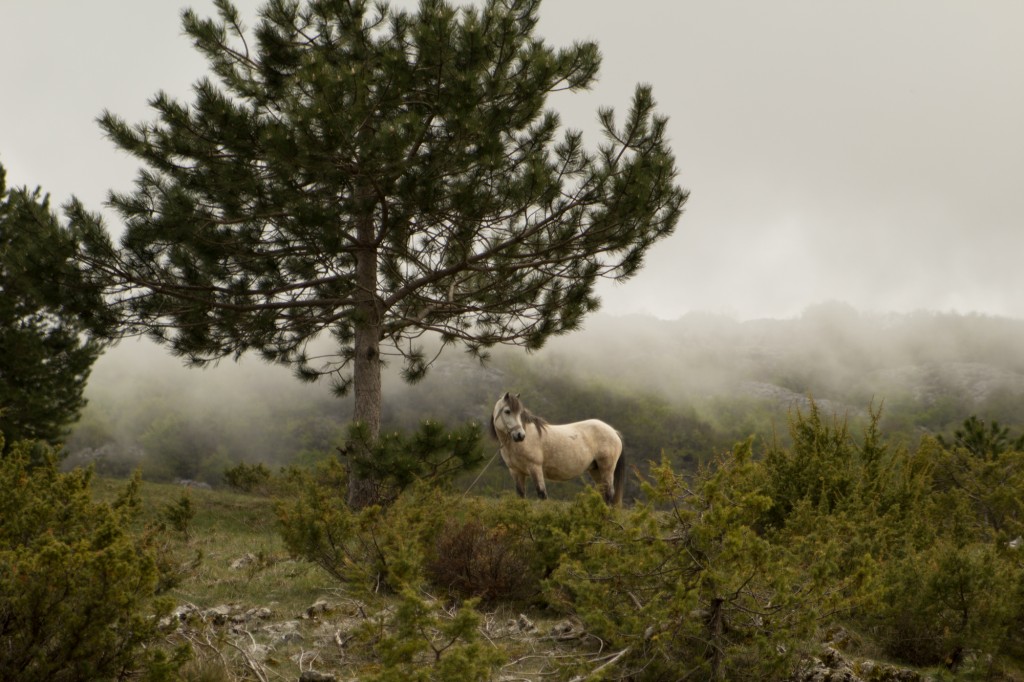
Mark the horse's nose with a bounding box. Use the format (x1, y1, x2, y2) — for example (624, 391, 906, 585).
(513, 431, 526, 443)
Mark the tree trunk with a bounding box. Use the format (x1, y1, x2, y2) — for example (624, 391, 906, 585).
(707, 597, 725, 681)
(347, 201, 384, 508)
(348, 318, 382, 508)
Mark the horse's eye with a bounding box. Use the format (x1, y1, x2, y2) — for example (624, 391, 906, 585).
(504, 409, 511, 415)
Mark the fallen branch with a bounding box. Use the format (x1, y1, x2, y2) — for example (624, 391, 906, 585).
(569, 647, 631, 682)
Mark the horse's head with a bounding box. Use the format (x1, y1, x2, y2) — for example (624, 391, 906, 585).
(492, 392, 527, 443)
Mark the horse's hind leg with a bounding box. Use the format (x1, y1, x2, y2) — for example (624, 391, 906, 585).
(589, 459, 615, 505)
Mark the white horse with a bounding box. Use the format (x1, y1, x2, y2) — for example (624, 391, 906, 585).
(488, 392, 625, 505)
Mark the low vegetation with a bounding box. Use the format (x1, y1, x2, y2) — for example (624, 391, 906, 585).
(7, 402, 1024, 680)
(0, 438, 179, 681)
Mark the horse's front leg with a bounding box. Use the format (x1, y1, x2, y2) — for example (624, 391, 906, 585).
(512, 471, 528, 498)
(529, 467, 548, 500)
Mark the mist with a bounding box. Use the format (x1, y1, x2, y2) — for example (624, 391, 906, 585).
(67, 304, 1024, 485)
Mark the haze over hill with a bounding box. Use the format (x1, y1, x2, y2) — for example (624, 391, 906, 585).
(69, 304, 1024, 484)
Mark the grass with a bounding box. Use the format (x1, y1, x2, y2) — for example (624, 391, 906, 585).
(90, 477, 597, 681)
(94, 477, 329, 616)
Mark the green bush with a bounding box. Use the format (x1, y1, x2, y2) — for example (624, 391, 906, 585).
(275, 461, 506, 680)
(546, 443, 824, 681)
(764, 406, 1024, 673)
(223, 461, 273, 493)
(356, 590, 503, 682)
(160, 490, 196, 539)
(0, 437, 171, 681)
(343, 420, 485, 505)
(874, 539, 1016, 668)
(276, 460, 451, 591)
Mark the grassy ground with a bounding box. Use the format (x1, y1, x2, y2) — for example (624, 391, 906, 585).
(91, 477, 595, 681)
(90, 477, 1006, 682)
(94, 478, 327, 615)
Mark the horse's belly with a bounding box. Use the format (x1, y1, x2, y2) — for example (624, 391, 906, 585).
(541, 429, 604, 480)
(542, 459, 589, 481)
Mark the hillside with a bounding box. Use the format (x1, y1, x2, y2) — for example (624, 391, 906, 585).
(67, 305, 1024, 485)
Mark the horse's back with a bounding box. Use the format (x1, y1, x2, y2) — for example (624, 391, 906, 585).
(555, 419, 621, 450)
(540, 419, 622, 480)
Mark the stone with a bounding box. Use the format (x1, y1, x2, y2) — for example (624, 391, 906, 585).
(298, 672, 337, 682)
(302, 600, 331, 619)
(230, 553, 257, 570)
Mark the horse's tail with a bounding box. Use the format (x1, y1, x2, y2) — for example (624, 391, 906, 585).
(612, 445, 626, 507)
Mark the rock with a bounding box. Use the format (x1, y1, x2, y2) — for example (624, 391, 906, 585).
(516, 614, 535, 632)
(549, 619, 582, 640)
(160, 603, 196, 629)
(299, 672, 337, 682)
(266, 621, 305, 644)
(244, 606, 273, 621)
(230, 553, 257, 570)
(791, 646, 929, 682)
(823, 625, 859, 652)
(175, 478, 212, 489)
(302, 600, 331, 619)
(203, 604, 235, 625)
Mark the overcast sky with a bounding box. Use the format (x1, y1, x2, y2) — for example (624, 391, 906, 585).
(3, 0, 1022, 321)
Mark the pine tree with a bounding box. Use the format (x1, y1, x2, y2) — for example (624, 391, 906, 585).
(938, 415, 1024, 460)
(70, 0, 687, 505)
(0, 162, 109, 452)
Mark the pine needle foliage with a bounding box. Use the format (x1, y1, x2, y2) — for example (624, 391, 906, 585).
(0, 163, 109, 451)
(0, 436, 169, 681)
(547, 444, 824, 681)
(342, 419, 485, 504)
(357, 590, 503, 682)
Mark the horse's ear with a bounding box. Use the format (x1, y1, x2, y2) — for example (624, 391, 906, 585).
(515, 392, 521, 399)
(503, 391, 510, 400)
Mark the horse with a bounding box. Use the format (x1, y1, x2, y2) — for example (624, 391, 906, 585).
(488, 392, 625, 505)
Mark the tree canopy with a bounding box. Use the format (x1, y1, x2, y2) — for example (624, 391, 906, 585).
(69, 0, 687, 501)
(0, 162, 108, 450)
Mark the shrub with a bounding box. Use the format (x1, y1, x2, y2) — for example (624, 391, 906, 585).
(763, 405, 1024, 673)
(357, 590, 503, 682)
(425, 517, 539, 604)
(547, 443, 825, 681)
(223, 461, 273, 493)
(342, 420, 485, 505)
(161, 491, 196, 539)
(0, 436, 171, 681)
(874, 539, 1017, 668)
(276, 461, 451, 591)
(275, 466, 505, 680)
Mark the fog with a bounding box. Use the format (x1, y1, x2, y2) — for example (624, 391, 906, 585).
(69, 306, 1024, 483)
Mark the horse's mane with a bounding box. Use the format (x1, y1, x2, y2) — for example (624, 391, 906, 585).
(506, 393, 549, 435)
(521, 408, 549, 436)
